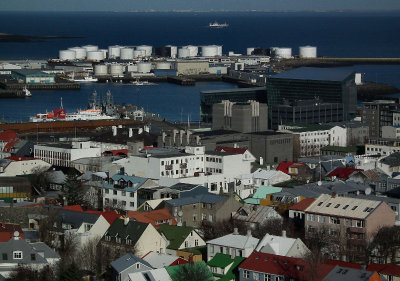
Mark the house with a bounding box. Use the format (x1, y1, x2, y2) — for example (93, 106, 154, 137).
(53, 209, 110, 247)
(286, 162, 313, 180)
(137, 198, 172, 212)
(243, 186, 282, 205)
(110, 252, 153, 281)
(0, 156, 51, 177)
(206, 228, 259, 261)
(255, 231, 310, 258)
(326, 167, 363, 180)
(207, 253, 245, 281)
(103, 174, 158, 211)
(158, 224, 206, 261)
(100, 218, 167, 260)
(0, 234, 60, 279)
(215, 146, 256, 163)
(304, 194, 396, 260)
(0, 223, 24, 242)
(238, 251, 334, 281)
(127, 209, 177, 229)
(347, 170, 381, 185)
(141, 251, 187, 268)
(232, 204, 282, 229)
(321, 266, 384, 281)
(378, 152, 400, 176)
(164, 193, 242, 228)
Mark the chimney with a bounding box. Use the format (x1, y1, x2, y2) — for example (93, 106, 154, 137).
(233, 227, 239, 235)
(282, 230, 286, 237)
(260, 157, 264, 166)
(233, 143, 238, 148)
(246, 229, 252, 237)
(128, 128, 133, 138)
(112, 126, 117, 136)
(124, 217, 129, 225)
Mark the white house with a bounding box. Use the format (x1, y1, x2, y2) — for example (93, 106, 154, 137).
(206, 228, 259, 262)
(0, 157, 51, 177)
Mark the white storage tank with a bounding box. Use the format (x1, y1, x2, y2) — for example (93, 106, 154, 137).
(178, 48, 190, 58)
(68, 47, 86, 59)
(82, 45, 99, 52)
(94, 64, 108, 76)
(166, 45, 178, 58)
(137, 62, 152, 73)
(87, 51, 104, 61)
(201, 45, 219, 57)
(59, 50, 76, 61)
(156, 62, 171, 70)
(132, 50, 142, 58)
(99, 49, 108, 59)
(275, 47, 292, 59)
(136, 45, 153, 57)
(110, 64, 124, 77)
(247, 48, 255, 56)
(126, 64, 138, 72)
(299, 46, 317, 58)
(108, 45, 122, 59)
(183, 45, 198, 57)
(120, 48, 134, 60)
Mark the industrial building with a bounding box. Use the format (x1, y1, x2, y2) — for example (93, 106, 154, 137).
(266, 67, 357, 119)
(270, 98, 344, 129)
(200, 87, 267, 122)
(361, 100, 400, 138)
(174, 61, 209, 75)
(212, 100, 268, 133)
(11, 70, 55, 84)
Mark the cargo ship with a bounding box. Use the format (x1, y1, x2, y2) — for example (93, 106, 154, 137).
(29, 90, 118, 122)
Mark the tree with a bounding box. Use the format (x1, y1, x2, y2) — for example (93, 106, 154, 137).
(30, 167, 50, 192)
(63, 170, 85, 206)
(6, 265, 57, 281)
(367, 226, 400, 264)
(76, 236, 101, 274)
(59, 262, 83, 281)
(170, 263, 213, 281)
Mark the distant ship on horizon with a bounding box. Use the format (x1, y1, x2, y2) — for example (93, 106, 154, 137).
(209, 21, 229, 28)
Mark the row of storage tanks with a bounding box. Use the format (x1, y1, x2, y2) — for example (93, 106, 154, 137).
(94, 61, 173, 76)
(246, 46, 317, 59)
(59, 44, 224, 61)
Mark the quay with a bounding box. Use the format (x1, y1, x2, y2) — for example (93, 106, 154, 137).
(0, 89, 25, 98)
(0, 81, 80, 91)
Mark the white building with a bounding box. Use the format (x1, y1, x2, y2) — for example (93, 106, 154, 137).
(0, 157, 51, 177)
(365, 138, 400, 156)
(34, 141, 102, 167)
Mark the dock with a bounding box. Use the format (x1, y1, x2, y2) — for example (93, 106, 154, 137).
(0, 82, 80, 91)
(167, 77, 195, 86)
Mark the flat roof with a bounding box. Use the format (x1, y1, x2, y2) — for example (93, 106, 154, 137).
(271, 67, 355, 82)
(201, 87, 266, 94)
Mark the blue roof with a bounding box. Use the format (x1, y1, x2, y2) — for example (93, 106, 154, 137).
(166, 193, 227, 207)
(111, 253, 153, 273)
(104, 174, 148, 192)
(272, 67, 355, 82)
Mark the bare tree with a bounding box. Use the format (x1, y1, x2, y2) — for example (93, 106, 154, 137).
(6, 265, 57, 281)
(76, 236, 102, 274)
(367, 226, 400, 264)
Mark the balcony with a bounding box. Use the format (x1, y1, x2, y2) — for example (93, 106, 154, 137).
(347, 227, 366, 234)
(165, 165, 173, 170)
(180, 163, 187, 169)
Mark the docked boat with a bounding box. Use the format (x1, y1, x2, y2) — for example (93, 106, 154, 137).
(209, 22, 229, 28)
(130, 79, 157, 86)
(23, 86, 32, 97)
(72, 76, 98, 83)
(29, 90, 118, 122)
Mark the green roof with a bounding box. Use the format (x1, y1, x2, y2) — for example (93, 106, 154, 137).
(243, 186, 282, 205)
(106, 219, 148, 245)
(207, 254, 245, 281)
(166, 261, 215, 281)
(158, 224, 194, 250)
(320, 145, 358, 152)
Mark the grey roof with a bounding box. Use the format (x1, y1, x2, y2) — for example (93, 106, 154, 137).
(169, 183, 199, 191)
(272, 67, 355, 82)
(380, 152, 400, 167)
(322, 266, 376, 281)
(46, 170, 66, 184)
(233, 204, 281, 224)
(0, 238, 59, 265)
(207, 233, 259, 249)
(166, 194, 227, 207)
(111, 252, 153, 273)
(56, 209, 100, 229)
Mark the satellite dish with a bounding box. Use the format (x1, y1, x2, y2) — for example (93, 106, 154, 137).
(317, 181, 322, 186)
(365, 187, 372, 195)
(178, 211, 183, 217)
(13, 231, 19, 238)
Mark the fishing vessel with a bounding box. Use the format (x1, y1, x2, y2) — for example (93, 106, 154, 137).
(29, 90, 118, 122)
(209, 22, 229, 28)
(22, 86, 32, 97)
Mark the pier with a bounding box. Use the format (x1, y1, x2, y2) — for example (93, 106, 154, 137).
(0, 82, 80, 91)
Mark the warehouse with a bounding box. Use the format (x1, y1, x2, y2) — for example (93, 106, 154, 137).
(11, 69, 55, 84)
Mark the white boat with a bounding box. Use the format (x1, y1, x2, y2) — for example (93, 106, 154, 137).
(72, 76, 98, 83)
(22, 86, 32, 97)
(130, 79, 157, 86)
(209, 22, 229, 28)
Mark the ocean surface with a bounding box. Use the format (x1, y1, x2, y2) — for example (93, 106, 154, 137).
(0, 12, 400, 122)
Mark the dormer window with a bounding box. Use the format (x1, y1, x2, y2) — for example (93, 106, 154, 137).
(116, 236, 121, 244)
(105, 235, 111, 242)
(13, 251, 23, 260)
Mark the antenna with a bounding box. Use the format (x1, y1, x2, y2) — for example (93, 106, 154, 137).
(60, 97, 63, 109)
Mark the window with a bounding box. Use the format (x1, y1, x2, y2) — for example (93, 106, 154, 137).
(343, 205, 349, 210)
(244, 270, 250, 279)
(345, 219, 352, 227)
(116, 237, 121, 243)
(31, 253, 36, 261)
(2, 253, 7, 260)
(130, 202, 134, 207)
(318, 216, 325, 223)
(122, 201, 126, 206)
(356, 220, 365, 227)
(363, 207, 373, 212)
(330, 217, 340, 224)
(202, 213, 207, 220)
(307, 214, 315, 221)
(193, 214, 197, 221)
(13, 251, 22, 260)
(122, 191, 126, 196)
(264, 275, 271, 281)
(195, 239, 199, 246)
(113, 190, 117, 195)
(334, 204, 340, 208)
(105, 235, 111, 241)
(136, 263, 140, 269)
(105, 189, 109, 194)
(184, 241, 189, 248)
(130, 192, 134, 197)
(210, 245, 214, 253)
(352, 206, 358, 210)
(326, 203, 332, 207)
(317, 202, 323, 206)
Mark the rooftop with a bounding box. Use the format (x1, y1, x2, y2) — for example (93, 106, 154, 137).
(207, 232, 259, 249)
(271, 67, 355, 82)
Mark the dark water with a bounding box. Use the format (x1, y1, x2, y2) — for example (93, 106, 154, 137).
(0, 12, 400, 122)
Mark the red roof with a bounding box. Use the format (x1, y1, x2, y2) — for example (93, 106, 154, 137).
(86, 210, 121, 225)
(367, 263, 400, 277)
(215, 146, 247, 154)
(289, 198, 315, 211)
(5, 156, 36, 161)
(326, 259, 363, 269)
(239, 251, 334, 281)
(143, 146, 156, 150)
(0, 223, 24, 242)
(103, 149, 128, 156)
(0, 130, 18, 142)
(326, 167, 363, 180)
(127, 209, 177, 228)
(276, 161, 295, 174)
(60, 205, 84, 212)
